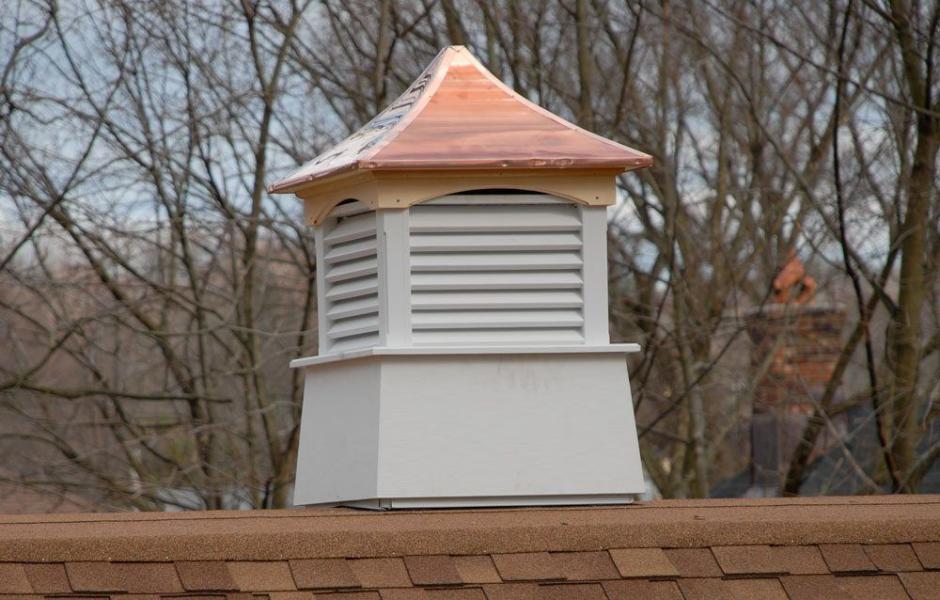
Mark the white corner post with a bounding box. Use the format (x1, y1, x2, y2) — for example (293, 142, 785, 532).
(313, 223, 331, 354)
(376, 209, 411, 347)
(580, 206, 611, 345)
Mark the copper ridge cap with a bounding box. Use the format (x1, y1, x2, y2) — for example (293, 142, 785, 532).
(268, 45, 652, 194)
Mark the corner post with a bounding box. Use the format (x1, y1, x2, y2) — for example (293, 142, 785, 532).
(313, 223, 332, 354)
(376, 209, 412, 346)
(580, 206, 611, 345)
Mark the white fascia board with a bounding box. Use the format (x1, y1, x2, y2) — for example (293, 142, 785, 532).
(289, 343, 641, 369)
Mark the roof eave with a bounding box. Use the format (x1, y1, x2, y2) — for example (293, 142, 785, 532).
(268, 161, 362, 195)
(269, 154, 653, 196)
(360, 156, 653, 171)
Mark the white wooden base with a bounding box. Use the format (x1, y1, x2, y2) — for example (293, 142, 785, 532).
(292, 349, 645, 507)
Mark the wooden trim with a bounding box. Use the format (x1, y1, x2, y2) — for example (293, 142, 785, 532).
(295, 169, 620, 225)
(300, 172, 380, 226)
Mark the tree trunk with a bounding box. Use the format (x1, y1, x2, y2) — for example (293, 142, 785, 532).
(886, 0, 939, 489)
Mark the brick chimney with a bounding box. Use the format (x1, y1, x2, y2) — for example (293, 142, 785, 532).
(744, 254, 846, 495)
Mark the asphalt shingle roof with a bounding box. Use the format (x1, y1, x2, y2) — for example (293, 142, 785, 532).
(1, 496, 939, 599)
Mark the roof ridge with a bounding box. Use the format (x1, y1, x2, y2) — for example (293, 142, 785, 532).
(355, 46, 457, 165)
(3, 495, 940, 525)
(3, 497, 940, 562)
(450, 45, 645, 158)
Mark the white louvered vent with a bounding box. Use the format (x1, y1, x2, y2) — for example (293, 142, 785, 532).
(409, 199, 585, 346)
(320, 202, 380, 353)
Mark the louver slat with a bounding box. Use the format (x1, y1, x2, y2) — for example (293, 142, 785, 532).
(410, 202, 585, 346)
(411, 251, 582, 272)
(411, 271, 583, 291)
(327, 295, 380, 320)
(325, 213, 380, 244)
(410, 232, 581, 252)
(410, 204, 581, 232)
(412, 309, 583, 329)
(325, 277, 379, 302)
(321, 207, 380, 352)
(412, 290, 583, 310)
(325, 256, 378, 283)
(325, 237, 378, 264)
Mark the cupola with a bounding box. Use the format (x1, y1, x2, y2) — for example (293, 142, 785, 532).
(271, 46, 652, 508)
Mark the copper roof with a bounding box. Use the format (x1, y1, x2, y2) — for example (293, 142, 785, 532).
(2, 496, 940, 598)
(269, 46, 652, 194)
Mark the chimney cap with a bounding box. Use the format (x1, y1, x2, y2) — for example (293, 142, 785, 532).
(269, 46, 652, 194)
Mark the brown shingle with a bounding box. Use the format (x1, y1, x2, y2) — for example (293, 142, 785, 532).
(725, 579, 789, 600)
(0, 564, 32, 593)
(538, 583, 607, 600)
(290, 559, 360, 590)
(771, 546, 829, 575)
(22, 563, 70, 593)
(269, 593, 314, 600)
(424, 590, 485, 600)
(314, 593, 380, 600)
(837, 576, 910, 600)
(780, 575, 853, 600)
(608, 548, 678, 579)
(481, 583, 539, 600)
(118, 562, 183, 593)
(491, 552, 562, 581)
(453, 556, 500, 584)
(818, 544, 877, 573)
(865, 544, 923, 572)
(348, 559, 411, 588)
(899, 572, 940, 600)
(228, 561, 296, 591)
(403, 555, 461, 586)
(379, 590, 429, 600)
(602, 580, 684, 600)
(913, 543, 940, 569)
(176, 561, 238, 591)
(711, 545, 783, 576)
(65, 562, 126, 592)
(663, 549, 722, 578)
(552, 551, 619, 581)
(676, 578, 733, 600)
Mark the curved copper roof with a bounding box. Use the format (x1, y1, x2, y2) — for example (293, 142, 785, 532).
(270, 46, 652, 194)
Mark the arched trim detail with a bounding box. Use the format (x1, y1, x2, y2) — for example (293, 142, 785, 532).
(299, 169, 619, 225)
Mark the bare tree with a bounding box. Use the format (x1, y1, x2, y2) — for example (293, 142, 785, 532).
(1, 0, 937, 510)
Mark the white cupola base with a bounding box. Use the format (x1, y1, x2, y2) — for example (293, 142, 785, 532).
(291, 346, 644, 508)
